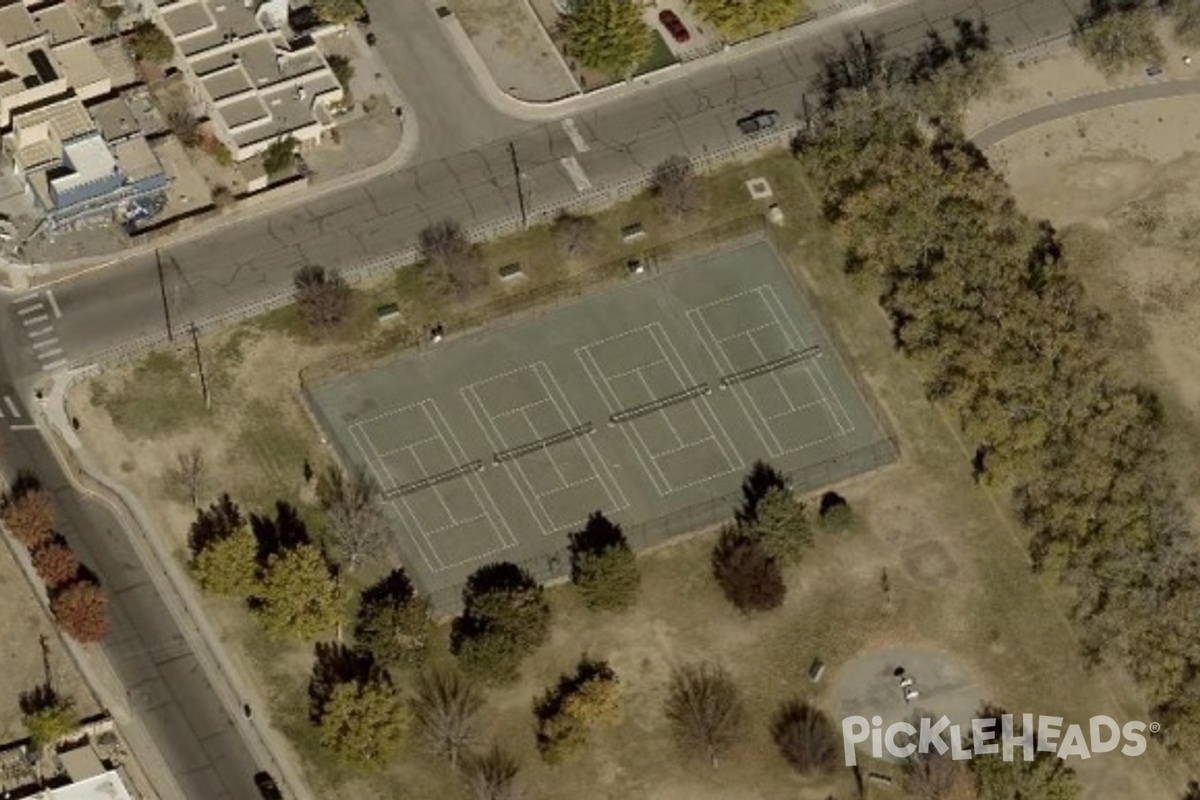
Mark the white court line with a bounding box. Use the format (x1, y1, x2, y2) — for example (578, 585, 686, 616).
(688, 307, 776, 456)
(45, 289, 62, 319)
(36, 348, 64, 360)
(41, 359, 68, 372)
(4, 396, 20, 418)
(16, 303, 44, 316)
(561, 118, 589, 153)
(429, 400, 515, 547)
(27, 326, 54, 338)
(31, 337, 59, 350)
(22, 314, 50, 326)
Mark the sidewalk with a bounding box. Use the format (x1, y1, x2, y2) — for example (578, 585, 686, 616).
(36, 371, 317, 800)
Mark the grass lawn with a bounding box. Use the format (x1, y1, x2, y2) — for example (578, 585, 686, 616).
(634, 30, 679, 77)
(70, 147, 1186, 800)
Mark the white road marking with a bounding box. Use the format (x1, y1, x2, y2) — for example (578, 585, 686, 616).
(27, 326, 54, 338)
(45, 289, 61, 319)
(41, 359, 68, 372)
(3, 396, 19, 418)
(559, 156, 592, 192)
(22, 314, 50, 326)
(10, 424, 40, 431)
(561, 118, 589, 153)
(37, 348, 64, 360)
(31, 337, 59, 350)
(16, 303, 44, 316)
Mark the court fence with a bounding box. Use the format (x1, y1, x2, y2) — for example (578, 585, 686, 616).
(420, 434, 897, 614)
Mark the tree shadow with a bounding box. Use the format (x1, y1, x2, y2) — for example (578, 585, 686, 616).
(19, 682, 63, 715)
(359, 568, 415, 609)
(8, 469, 42, 501)
(568, 512, 626, 558)
(250, 501, 310, 563)
(736, 461, 788, 524)
(462, 562, 535, 601)
(187, 494, 243, 556)
(307, 642, 379, 723)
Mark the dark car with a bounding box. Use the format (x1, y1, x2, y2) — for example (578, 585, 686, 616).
(254, 772, 283, 800)
(736, 110, 779, 135)
(658, 10, 690, 43)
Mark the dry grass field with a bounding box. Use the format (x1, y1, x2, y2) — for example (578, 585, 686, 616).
(68, 78, 1198, 797)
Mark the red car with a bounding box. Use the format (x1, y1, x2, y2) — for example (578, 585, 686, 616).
(658, 10, 690, 44)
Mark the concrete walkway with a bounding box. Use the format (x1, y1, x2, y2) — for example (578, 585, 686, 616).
(969, 75, 1200, 148)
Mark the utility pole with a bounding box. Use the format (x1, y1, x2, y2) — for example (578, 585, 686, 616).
(189, 323, 210, 410)
(156, 249, 174, 343)
(507, 142, 527, 229)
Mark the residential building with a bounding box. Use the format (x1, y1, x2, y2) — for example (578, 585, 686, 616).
(151, 0, 344, 161)
(0, 0, 110, 129)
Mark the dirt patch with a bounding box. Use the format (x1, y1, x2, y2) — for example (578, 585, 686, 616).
(448, 0, 578, 101)
(899, 540, 958, 585)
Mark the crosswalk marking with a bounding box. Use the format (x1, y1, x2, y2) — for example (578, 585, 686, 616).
(17, 303, 44, 316)
(559, 156, 592, 192)
(36, 348, 64, 360)
(28, 326, 54, 338)
(561, 118, 589, 153)
(3, 397, 19, 418)
(22, 314, 49, 326)
(41, 359, 68, 372)
(46, 289, 61, 319)
(32, 337, 59, 350)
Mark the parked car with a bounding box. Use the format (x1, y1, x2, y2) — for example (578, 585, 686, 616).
(658, 10, 690, 43)
(736, 110, 779, 135)
(254, 772, 283, 800)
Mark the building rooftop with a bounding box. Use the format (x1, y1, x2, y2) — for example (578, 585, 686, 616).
(88, 95, 140, 141)
(52, 38, 108, 91)
(0, 2, 40, 48)
(40, 771, 135, 800)
(13, 97, 95, 145)
(51, 132, 118, 199)
(29, 3, 83, 46)
(113, 135, 163, 183)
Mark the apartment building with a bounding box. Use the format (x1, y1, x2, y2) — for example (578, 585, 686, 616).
(153, 0, 344, 161)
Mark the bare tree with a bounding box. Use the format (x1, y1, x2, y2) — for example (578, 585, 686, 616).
(412, 667, 483, 770)
(462, 742, 524, 800)
(418, 219, 483, 294)
(552, 212, 599, 260)
(771, 700, 839, 775)
(293, 265, 352, 333)
(664, 663, 743, 768)
(317, 466, 389, 572)
(166, 447, 206, 507)
(651, 155, 703, 218)
(904, 748, 977, 800)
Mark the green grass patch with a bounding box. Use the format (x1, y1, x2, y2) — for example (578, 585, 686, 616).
(89, 351, 208, 439)
(230, 400, 314, 509)
(634, 31, 678, 76)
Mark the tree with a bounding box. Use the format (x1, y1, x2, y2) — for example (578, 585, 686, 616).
(317, 466, 389, 571)
(191, 525, 259, 596)
(51, 581, 107, 644)
(166, 447, 207, 507)
(462, 743, 524, 800)
(552, 213, 599, 260)
(263, 136, 299, 178)
(817, 490, 854, 533)
(32, 542, 79, 590)
(568, 512, 640, 611)
(770, 701, 839, 775)
(711, 527, 785, 612)
(254, 544, 342, 640)
(744, 486, 810, 565)
(451, 563, 550, 682)
(651, 155, 703, 219)
(1184, 780, 1200, 800)
(293, 265, 352, 334)
(905, 750, 977, 800)
(412, 667, 483, 769)
(534, 658, 622, 762)
(693, 0, 801, 39)
(354, 568, 432, 669)
(664, 663, 743, 767)
(318, 677, 410, 765)
(1073, 2, 1164, 76)
(19, 685, 77, 750)
(128, 22, 174, 63)
(1168, 0, 1200, 46)
(418, 219, 483, 294)
(313, 0, 364, 25)
(973, 748, 1081, 800)
(3, 489, 55, 550)
(561, 0, 653, 78)
(188, 494, 244, 556)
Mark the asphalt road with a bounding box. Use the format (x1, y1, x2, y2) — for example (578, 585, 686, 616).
(25, 0, 1092, 374)
(0, 374, 264, 800)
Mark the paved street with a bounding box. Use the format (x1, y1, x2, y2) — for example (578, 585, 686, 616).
(0, 374, 267, 800)
(25, 0, 1089, 373)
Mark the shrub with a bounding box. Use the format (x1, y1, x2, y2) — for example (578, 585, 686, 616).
(711, 527, 785, 612)
(771, 701, 839, 774)
(3, 489, 56, 550)
(32, 542, 79, 590)
(534, 658, 621, 762)
(52, 581, 108, 644)
(128, 22, 174, 63)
